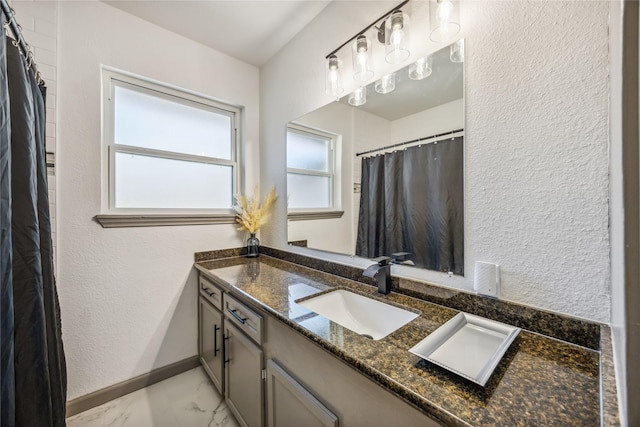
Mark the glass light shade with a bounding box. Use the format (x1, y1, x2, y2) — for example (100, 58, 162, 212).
(325, 55, 344, 97)
(348, 87, 367, 106)
(352, 35, 374, 82)
(450, 38, 464, 62)
(430, 0, 461, 43)
(385, 10, 410, 64)
(408, 56, 433, 80)
(375, 73, 396, 94)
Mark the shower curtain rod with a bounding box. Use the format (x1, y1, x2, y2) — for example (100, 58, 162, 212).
(1, 0, 43, 85)
(356, 128, 464, 157)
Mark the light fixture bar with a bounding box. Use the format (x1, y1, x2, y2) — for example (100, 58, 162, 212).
(325, 0, 410, 59)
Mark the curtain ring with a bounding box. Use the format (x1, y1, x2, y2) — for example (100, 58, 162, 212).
(26, 50, 34, 69)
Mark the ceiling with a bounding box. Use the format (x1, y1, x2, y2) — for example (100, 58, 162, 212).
(103, 0, 332, 66)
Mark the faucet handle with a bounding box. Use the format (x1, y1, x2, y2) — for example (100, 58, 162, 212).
(371, 256, 390, 266)
(391, 252, 411, 263)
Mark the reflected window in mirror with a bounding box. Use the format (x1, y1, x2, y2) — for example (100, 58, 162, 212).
(286, 124, 341, 211)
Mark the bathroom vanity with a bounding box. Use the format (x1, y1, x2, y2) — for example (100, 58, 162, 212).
(195, 250, 611, 427)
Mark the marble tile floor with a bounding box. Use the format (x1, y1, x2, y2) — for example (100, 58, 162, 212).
(66, 367, 240, 427)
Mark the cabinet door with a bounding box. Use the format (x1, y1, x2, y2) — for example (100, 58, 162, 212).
(225, 322, 264, 427)
(199, 296, 224, 394)
(266, 360, 338, 427)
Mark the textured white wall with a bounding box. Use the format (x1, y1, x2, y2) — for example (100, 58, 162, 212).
(57, 1, 259, 399)
(261, 1, 611, 322)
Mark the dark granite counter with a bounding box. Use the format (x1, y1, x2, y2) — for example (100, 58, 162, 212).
(196, 255, 603, 427)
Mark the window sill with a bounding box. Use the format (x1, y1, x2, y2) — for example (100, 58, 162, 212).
(287, 211, 344, 221)
(94, 214, 236, 228)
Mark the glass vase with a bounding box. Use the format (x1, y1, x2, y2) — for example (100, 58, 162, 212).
(246, 233, 260, 258)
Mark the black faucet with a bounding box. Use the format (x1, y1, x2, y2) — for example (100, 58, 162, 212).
(363, 256, 392, 294)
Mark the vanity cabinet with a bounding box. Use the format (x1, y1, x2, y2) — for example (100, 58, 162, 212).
(198, 274, 265, 427)
(265, 359, 338, 427)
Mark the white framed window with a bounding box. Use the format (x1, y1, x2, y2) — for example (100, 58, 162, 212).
(286, 123, 341, 216)
(97, 69, 242, 227)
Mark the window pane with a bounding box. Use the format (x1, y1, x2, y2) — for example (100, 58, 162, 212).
(114, 85, 232, 159)
(287, 173, 331, 209)
(287, 131, 330, 172)
(115, 152, 232, 209)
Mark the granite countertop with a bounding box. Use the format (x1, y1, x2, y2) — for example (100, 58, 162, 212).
(196, 255, 600, 427)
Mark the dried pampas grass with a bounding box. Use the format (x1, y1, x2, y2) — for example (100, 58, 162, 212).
(233, 186, 277, 234)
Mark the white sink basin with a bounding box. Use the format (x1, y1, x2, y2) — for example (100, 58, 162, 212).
(296, 289, 420, 340)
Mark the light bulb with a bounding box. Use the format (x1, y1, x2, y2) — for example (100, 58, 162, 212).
(356, 51, 368, 75)
(325, 55, 343, 97)
(430, 0, 460, 43)
(437, 0, 453, 29)
(352, 35, 373, 82)
(384, 10, 410, 64)
(390, 28, 404, 50)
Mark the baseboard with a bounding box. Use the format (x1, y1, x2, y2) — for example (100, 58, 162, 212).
(66, 356, 200, 418)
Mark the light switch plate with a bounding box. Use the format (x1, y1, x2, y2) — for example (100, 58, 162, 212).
(474, 261, 500, 298)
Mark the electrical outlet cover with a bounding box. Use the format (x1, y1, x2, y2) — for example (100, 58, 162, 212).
(474, 261, 500, 298)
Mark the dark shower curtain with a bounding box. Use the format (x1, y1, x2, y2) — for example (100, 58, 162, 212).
(1, 15, 67, 427)
(356, 136, 464, 274)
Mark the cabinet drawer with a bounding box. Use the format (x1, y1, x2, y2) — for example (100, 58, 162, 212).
(223, 293, 262, 345)
(200, 274, 223, 311)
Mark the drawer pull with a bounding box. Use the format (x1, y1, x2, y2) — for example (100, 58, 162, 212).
(227, 308, 247, 324)
(202, 286, 218, 298)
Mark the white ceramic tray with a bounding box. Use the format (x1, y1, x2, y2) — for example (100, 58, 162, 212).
(409, 312, 521, 386)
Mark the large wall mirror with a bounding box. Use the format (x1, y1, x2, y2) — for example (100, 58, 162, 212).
(287, 40, 465, 275)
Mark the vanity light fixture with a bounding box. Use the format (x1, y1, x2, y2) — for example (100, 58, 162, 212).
(375, 73, 396, 94)
(430, 0, 460, 43)
(408, 55, 432, 80)
(450, 38, 464, 62)
(348, 86, 367, 106)
(384, 10, 411, 64)
(325, 54, 344, 98)
(324, 0, 410, 95)
(352, 35, 374, 82)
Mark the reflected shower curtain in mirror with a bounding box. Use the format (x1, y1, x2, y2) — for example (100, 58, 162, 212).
(356, 137, 464, 274)
(1, 18, 67, 427)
